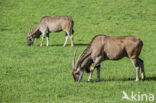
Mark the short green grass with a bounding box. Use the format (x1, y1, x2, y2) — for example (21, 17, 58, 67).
(0, 0, 156, 103)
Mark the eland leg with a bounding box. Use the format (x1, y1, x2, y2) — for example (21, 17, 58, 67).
(70, 34, 74, 47)
(131, 58, 140, 82)
(88, 63, 96, 82)
(70, 29, 74, 47)
(40, 33, 46, 47)
(96, 65, 101, 82)
(64, 30, 74, 47)
(63, 33, 69, 47)
(46, 33, 49, 46)
(138, 58, 145, 80)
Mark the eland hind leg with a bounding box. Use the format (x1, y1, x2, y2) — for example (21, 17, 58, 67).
(64, 30, 74, 47)
(96, 64, 101, 82)
(138, 58, 145, 80)
(70, 29, 74, 47)
(131, 58, 140, 82)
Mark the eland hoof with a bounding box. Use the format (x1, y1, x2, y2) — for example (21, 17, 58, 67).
(135, 79, 139, 82)
(88, 79, 92, 82)
(96, 79, 100, 82)
(142, 76, 145, 81)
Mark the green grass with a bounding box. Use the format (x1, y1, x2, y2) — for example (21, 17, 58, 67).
(0, 0, 156, 103)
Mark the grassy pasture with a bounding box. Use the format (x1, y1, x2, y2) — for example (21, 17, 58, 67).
(0, 0, 156, 103)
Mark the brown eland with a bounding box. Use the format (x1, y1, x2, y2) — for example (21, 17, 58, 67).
(27, 16, 74, 47)
(72, 34, 145, 82)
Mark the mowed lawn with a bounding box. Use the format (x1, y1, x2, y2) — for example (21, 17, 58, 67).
(0, 0, 156, 103)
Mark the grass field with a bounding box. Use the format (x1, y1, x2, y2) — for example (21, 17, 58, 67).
(0, 0, 156, 103)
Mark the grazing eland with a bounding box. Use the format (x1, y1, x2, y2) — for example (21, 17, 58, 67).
(27, 16, 74, 47)
(72, 34, 145, 82)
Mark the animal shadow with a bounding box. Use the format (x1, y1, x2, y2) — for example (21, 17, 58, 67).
(74, 43, 88, 46)
(89, 76, 156, 82)
(97, 78, 136, 82)
(145, 76, 156, 81)
(48, 43, 88, 47)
